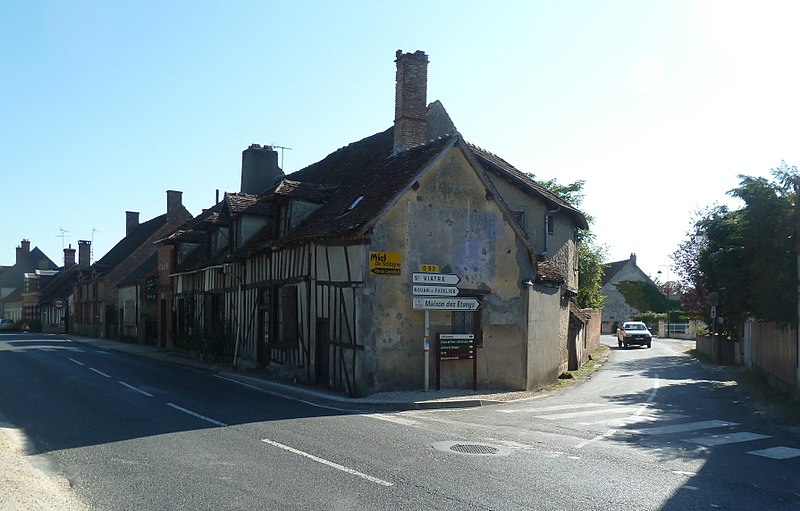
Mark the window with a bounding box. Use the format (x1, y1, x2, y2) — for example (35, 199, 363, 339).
(546, 214, 555, 235)
(510, 210, 526, 231)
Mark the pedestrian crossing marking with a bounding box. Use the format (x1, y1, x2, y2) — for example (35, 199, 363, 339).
(498, 403, 608, 414)
(536, 407, 632, 420)
(635, 420, 739, 436)
(686, 432, 770, 447)
(580, 412, 688, 426)
(747, 446, 800, 460)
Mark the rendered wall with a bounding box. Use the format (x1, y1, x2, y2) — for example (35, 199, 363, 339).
(360, 147, 531, 392)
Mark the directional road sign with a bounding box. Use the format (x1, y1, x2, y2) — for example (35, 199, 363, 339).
(412, 297, 481, 311)
(412, 272, 461, 285)
(412, 285, 459, 296)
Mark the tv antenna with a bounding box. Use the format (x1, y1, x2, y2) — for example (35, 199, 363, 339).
(273, 145, 292, 169)
(91, 228, 99, 261)
(55, 227, 71, 249)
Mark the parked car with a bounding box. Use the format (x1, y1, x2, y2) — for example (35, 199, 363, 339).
(0, 319, 16, 332)
(617, 321, 652, 348)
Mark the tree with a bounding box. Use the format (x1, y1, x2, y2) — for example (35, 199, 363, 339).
(674, 162, 799, 339)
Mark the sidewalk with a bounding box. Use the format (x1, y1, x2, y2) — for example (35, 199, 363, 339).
(63, 335, 549, 411)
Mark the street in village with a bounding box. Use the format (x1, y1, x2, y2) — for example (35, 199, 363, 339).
(1, 332, 798, 510)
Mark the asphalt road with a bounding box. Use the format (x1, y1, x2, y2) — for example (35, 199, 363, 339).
(1, 332, 798, 510)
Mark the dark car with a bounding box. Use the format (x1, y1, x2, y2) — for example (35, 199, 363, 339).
(617, 321, 652, 348)
(0, 319, 16, 332)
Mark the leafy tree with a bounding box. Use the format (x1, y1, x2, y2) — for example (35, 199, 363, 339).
(674, 162, 799, 339)
(577, 241, 606, 309)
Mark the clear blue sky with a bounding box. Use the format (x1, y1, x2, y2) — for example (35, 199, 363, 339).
(2, 1, 799, 282)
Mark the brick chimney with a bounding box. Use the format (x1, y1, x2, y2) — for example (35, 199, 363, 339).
(241, 145, 283, 195)
(15, 239, 30, 265)
(126, 211, 140, 236)
(166, 190, 183, 222)
(393, 50, 429, 153)
(64, 244, 76, 267)
(78, 240, 91, 270)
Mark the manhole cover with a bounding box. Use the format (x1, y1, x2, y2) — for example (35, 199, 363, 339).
(451, 444, 499, 455)
(432, 441, 511, 456)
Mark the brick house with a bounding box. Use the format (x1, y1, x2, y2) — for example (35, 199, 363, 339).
(159, 50, 590, 395)
(71, 191, 192, 338)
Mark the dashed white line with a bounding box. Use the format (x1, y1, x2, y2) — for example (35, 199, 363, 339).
(368, 414, 420, 426)
(748, 446, 800, 460)
(68, 358, 85, 366)
(89, 367, 111, 378)
(261, 438, 393, 487)
(166, 403, 227, 427)
(119, 381, 154, 397)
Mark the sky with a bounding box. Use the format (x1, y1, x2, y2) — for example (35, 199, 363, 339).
(2, 0, 799, 282)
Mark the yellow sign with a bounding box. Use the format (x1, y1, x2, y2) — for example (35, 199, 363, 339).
(419, 264, 440, 273)
(369, 251, 402, 275)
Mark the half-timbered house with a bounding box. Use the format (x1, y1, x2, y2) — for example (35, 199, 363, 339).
(161, 50, 589, 396)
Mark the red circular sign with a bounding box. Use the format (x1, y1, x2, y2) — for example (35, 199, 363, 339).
(53, 298, 65, 309)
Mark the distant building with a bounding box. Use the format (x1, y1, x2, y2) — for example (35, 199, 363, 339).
(599, 253, 658, 333)
(0, 239, 57, 321)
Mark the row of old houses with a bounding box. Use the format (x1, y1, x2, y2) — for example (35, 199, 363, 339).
(2, 50, 600, 396)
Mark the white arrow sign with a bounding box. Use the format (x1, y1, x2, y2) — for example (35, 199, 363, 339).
(412, 297, 481, 311)
(412, 285, 459, 296)
(412, 272, 460, 285)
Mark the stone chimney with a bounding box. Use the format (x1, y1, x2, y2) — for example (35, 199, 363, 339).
(78, 240, 91, 270)
(393, 50, 429, 153)
(126, 211, 140, 236)
(630, 253, 637, 265)
(241, 145, 283, 195)
(166, 190, 183, 221)
(64, 244, 76, 267)
(15, 239, 30, 265)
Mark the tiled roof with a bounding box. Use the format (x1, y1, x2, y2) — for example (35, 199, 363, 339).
(467, 144, 589, 230)
(38, 264, 80, 303)
(0, 247, 57, 288)
(119, 252, 158, 286)
(278, 128, 455, 245)
(601, 259, 629, 286)
(536, 259, 566, 285)
(273, 179, 338, 203)
(94, 214, 168, 276)
(225, 193, 258, 214)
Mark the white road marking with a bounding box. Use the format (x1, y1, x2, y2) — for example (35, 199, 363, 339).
(686, 432, 770, 447)
(89, 367, 111, 378)
(68, 358, 85, 366)
(212, 374, 359, 413)
(536, 407, 632, 420)
(119, 381, 154, 397)
(261, 438, 393, 487)
(635, 420, 739, 436)
(747, 446, 800, 460)
(580, 412, 687, 426)
(498, 403, 607, 414)
(683, 486, 699, 491)
(368, 414, 420, 426)
(576, 375, 660, 449)
(672, 471, 697, 476)
(166, 403, 227, 427)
